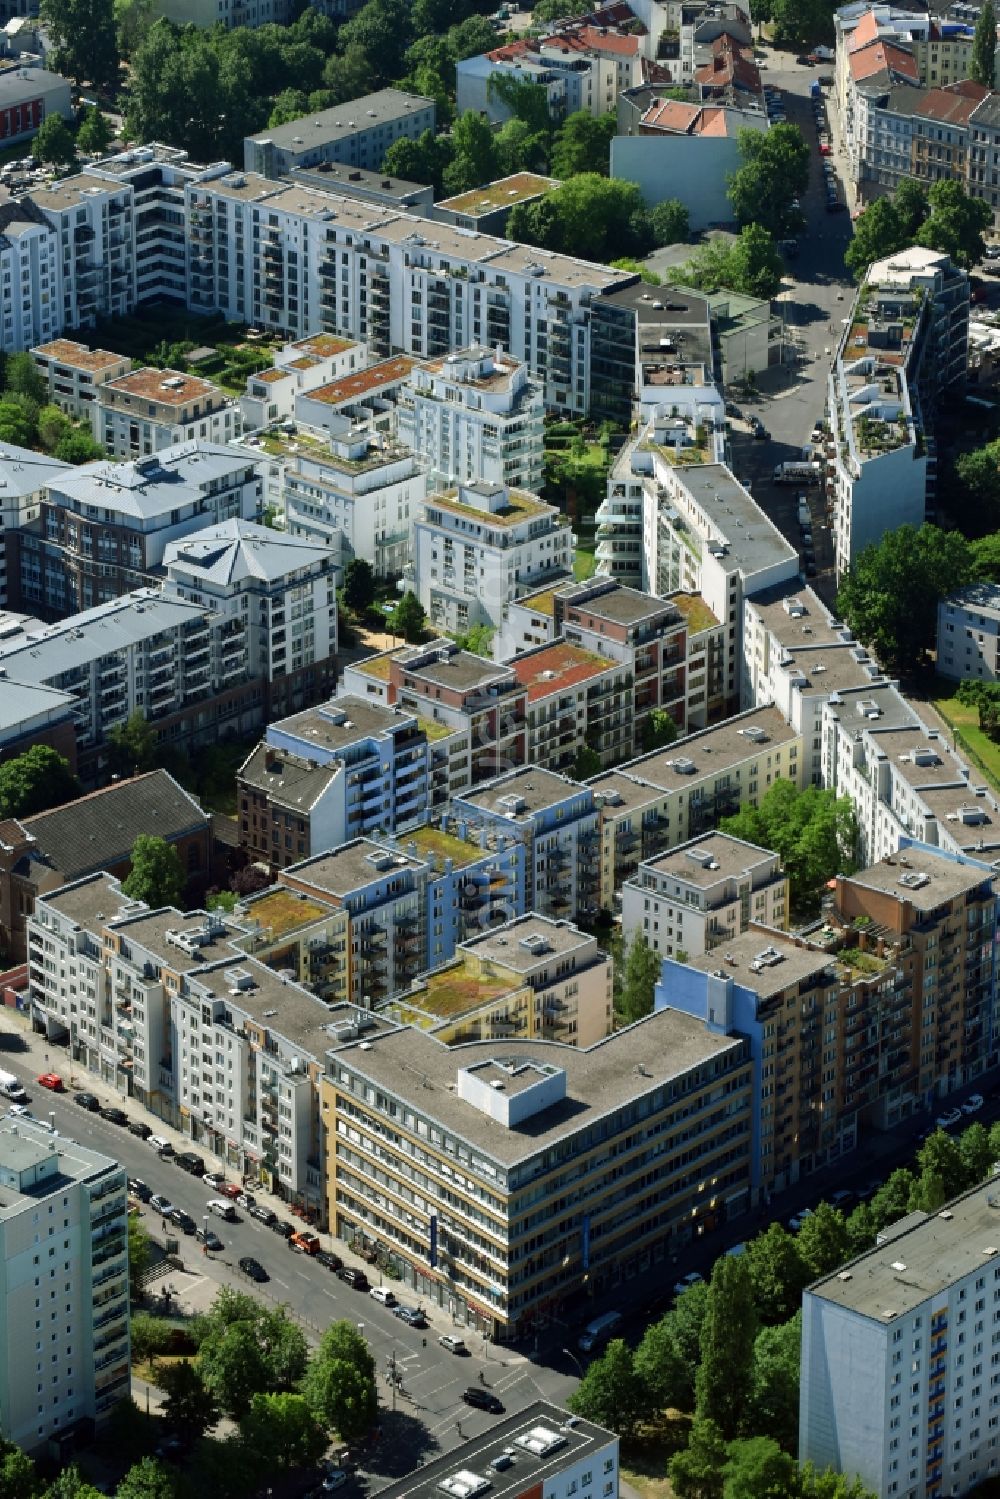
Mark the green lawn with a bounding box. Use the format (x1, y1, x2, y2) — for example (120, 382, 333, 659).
(931, 683, 1000, 793)
(574, 537, 598, 581)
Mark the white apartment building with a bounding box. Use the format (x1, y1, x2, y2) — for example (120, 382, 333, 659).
(621, 830, 787, 960)
(457, 26, 644, 124)
(828, 246, 969, 577)
(396, 346, 545, 493)
(937, 583, 1000, 682)
(162, 519, 338, 705)
(243, 90, 436, 180)
(239, 332, 365, 430)
(0, 443, 69, 609)
(151, 0, 290, 28)
(31, 171, 135, 332)
(413, 480, 573, 635)
(31, 339, 132, 422)
(800, 1179, 1000, 1499)
(96, 368, 240, 457)
(281, 426, 428, 579)
(0, 1117, 130, 1453)
(0, 200, 61, 355)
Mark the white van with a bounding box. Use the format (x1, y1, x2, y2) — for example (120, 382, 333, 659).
(578, 1310, 622, 1355)
(0, 1070, 28, 1103)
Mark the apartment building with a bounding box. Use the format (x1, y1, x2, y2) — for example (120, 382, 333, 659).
(800, 1178, 1000, 1499)
(341, 638, 528, 795)
(243, 90, 436, 179)
(590, 704, 805, 910)
(238, 697, 429, 869)
(27, 874, 343, 1205)
(0, 199, 61, 355)
(937, 582, 1000, 681)
(501, 577, 690, 744)
(387, 914, 613, 1047)
(611, 99, 767, 231)
(239, 332, 364, 431)
(288, 162, 433, 218)
(0, 1117, 129, 1453)
(0, 590, 269, 782)
(0, 680, 78, 770)
(511, 639, 637, 772)
(96, 368, 241, 457)
(457, 25, 644, 124)
(413, 481, 573, 636)
(151, 0, 291, 27)
(452, 766, 600, 924)
(395, 346, 545, 494)
(374, 1404, 619, 1499)
(0, 443, 69, 610)
(0, 769, 209, 963)
(0, 65, 71, 147)
(279, 425, 428, 580)
(31, 171, 135, 332)
(20, 441, 262, 617)
(322, 1006, 752, 1338)
(622, 831, 787, 960)
(31, 339, 131, 421)
(827, 246, 969, 577)
(589, 283, 721, 431)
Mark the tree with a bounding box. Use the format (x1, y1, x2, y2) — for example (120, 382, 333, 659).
(907, 1167, 947, 1214)
(322, 42, 375, 105)
(54, 431, 106, 463)
(532, 0, 588, 16)
(115, 0, 154, 58)
(720, 780, 856, 911)
(845, 1202, 877, 1255)
(383, 128, 454, 196)
(795, 1202, 850, 1279)
(239, 1392, 326, 1472)
(972, 0, 997, 86)
(634, 1314, 695, 1412)
(844, 197, 907, 282)
(443, 110, 499, 195)
(36, 404, 71, 453)
(391, 590, 427, 644)
(568, 1339, 648, 1437)
(650, 198, 690, 247)
(895, 178, 929, 239)
(301, 1321, 377, 1441)
(448, 14, 500, 61)
(114, 1459, 177, 1499)
(641, 708, 678, 753)
(0, 745, 79, 819)
(341, 558, 376, 614)
(44, 1466, 103, 1499)
(122, 835, 185, 909)
(34, 114, 76, 166)
(769, 0, 835, 47)
(0, 1442, 39, 1499)
(869, 1167, 916, 1232)
(455, 622, 495, 656)
(127, 1214, 151, 1304)
(3, 352, 47, 406)
(41, 0, 119, 88)
(158, 1360, 219, 1447)
(837, 522, 973, 672)
(747, 1314, 801, 1451)
(723, 1437, 798, 1499)
(955, 440, 1000, 535)
(268, 89, 309, 128)
(339, 0, 413, 88)
(915, 1128, 970, 1199)
(107, 710, 157, 777)
(509, 174, 652, 263)
(617, 930, 661, 1024)
(695, 1254, 757, 1439)
(670, 1418, 727, 1499)
(571, 745, 602, 779)
(196, 1291, 309, 1420)
(960, 1120, 995, 1184)
(550, 111, 616, 178)
(746, 1222, 807, 1324)
(488, 74, 552, 136)
(728, 124, 809, 238)
(917, 178, 993, 268)
(671, 225, 784, 301)
(495, 117, 548, 176)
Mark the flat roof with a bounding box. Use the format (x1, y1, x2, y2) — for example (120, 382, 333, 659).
(463, 914, 592, 970)
(809, 1178, 1000, 1321)
(400, 823, 486, 871)
(329, 1006, 743, 1162)
(411, 957, 521, 1019)
(749, 582, 851, 649)
(425, 485, 558, 530)
(373, 1402, 616, 1499)
(111, 908, 242, 973)
(829, 684, 920, 733)
(460, 767, 590, 820)
(589, 770, 665, 814)
(33, 339, 127, 374)
(285, 839, 424, 899)
(672, 462, 797, 576)
(783, 647, 885, 694)
(397, 644, 514, 693)
(845, 845, 995, 910)
(641, 831, 778, 886)
(512, 641, 611, 701)
(685, 928, 835, 998)
(868, 728, 962, 788)
(619, 706, 799, 791)
(275, 697, 415, 752)
(942, 582, 1000, 618)
(239, 885, 336, 939)
(669, 591, 721, 634)
(248, 88, 434, 151)
(437, 172, 559, 215)
(38, 872, 129, 932)
(0, 1118, 120, 1218)
(559, 580, 676, 627)
(103, 368, 225, 408)
(190, 957, 336, 1054)
(289, 162, 429, 200)
(304, 356, 417, 406)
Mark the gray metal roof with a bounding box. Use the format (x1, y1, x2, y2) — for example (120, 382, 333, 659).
(163, 519, 333, 587)
(46, 442, 259, 522)
(248, 89, 434, 152)
(0, 590, 208, 681)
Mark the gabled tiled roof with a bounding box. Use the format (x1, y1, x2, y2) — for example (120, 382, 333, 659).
(22, 771, 207, 878)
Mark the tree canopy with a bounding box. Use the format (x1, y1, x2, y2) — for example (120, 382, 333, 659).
(41, 0, 119, 88)
(196, 1290, 310, 1420)
(671, 224, 785, 301)
(720, 780, 857, 911)
(34, 114, 77, 167)
(0, 746, 80, 819)
(122, 835, 186, 909)
(917, 177, 992, 268)
(390, 590, 427, 644)
(836, 522, 973, 671)
(972, 0, 997, 87)
(728, 124, 809, 238)
(508, 173, 653, 263)
(301, 1321, 378, 1442)
(616, 930, 662, 1024)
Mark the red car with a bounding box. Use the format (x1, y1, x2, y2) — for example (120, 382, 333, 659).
(37, 1073, 64, 1092)
(220, 1182, 243, 1199)
(819, 142, 831, 156)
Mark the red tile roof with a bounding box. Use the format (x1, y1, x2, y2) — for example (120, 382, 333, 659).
(640, 99, 731, 134)
(512, 642, 612, 702)
(849, 38, 918, 81)
(914, 79, 989, 124)
(848, 9, 881, 51)
(576, 23, 640, 53)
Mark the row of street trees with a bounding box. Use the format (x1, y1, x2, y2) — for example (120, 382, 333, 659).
(846, 178, 991, 279)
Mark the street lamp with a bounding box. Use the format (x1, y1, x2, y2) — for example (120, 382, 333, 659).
(561, 1347, 585, 1379)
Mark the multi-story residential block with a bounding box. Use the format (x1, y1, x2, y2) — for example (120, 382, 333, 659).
(162, 519, 338, 718)
(31, 339, 132, 422)
(434, 174, 560, 236)
(238, 332, 364, 431)
(589, 282, 721, 429)
(457, 25, 644, 124)
(413, 481, 573, 636)
(244, 91, 436, 179)
(0, 65, 71, 147)
(0, 199, 62, 355)
(31, 171, 135, 332)
(292, 357, 417, 433)
(288, 161, 433, 217)
(511, 640, 638, 772)
(0, 442, 69, 608)
(96, 368, 241, 457)
(0, 1117, 129, 1452)
(937, 582, 1000, 681)
(374, 1403, 619, 1499)
(452, 766, 600, 923)
(279, 425, 427, 580)
(19, 441, 262, 616)
(590, 704, 805, 910)
(0, 680, 78, 770)
(322, 1005, 752, 1337)
(238, 697, 430, 869)
(828, 246, 968, 577)
(0, 770, 209, 963)
(800, 1177, 1000, 1499)
(501, 577, 690, 743)
(622, 831, 788, 960)
(341, 638, 528, 795)
(395, 346, 545, 494)
(387, 913, 613, 1046)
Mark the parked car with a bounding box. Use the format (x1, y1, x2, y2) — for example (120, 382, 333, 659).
(393, 1303, 427, 1327)
(336, 1266, 370, 1291)
(74, 1092, 100, 1112)
(491, 1455, 514, 1472)
(150, 1194, 173, 1215)
(37, 1073, 64, 1092)
(322, 1471, 348, 1493)
(207, 1198, 238, 1222)
(673, 1271, 704, 1297)
(127, 1177, 152, 1202)
(203, 1172, 227, 1190)
(316, 1250, 343, 1272)
(175, 1152, 205, 1176)
(788, 1208, 814, 1232)
(235, 1192, 256, 1209)
(462, 1387, 503, 1413)
(370, 1286, 396, 1306)
(963, 1093, 985, 1114)
(250, 1204, 277, 1226)
(271, 1219, 295, 1238)
(99, 1106, 129, 1126)
(219, 1182, 242, 1199)
(127, 1119, 152, 1139)
(197, 1227, 224, 1251)
(439, 1333, 467, 1354)
(827, 1190, 855, 1211)
(148, 1135, 174, 1156)
(167, 1207, 196, 1235)
(936, 1108, 963, 1129)
(239, 1255, 269, 1283)
(290, 1231, 321, 1255)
